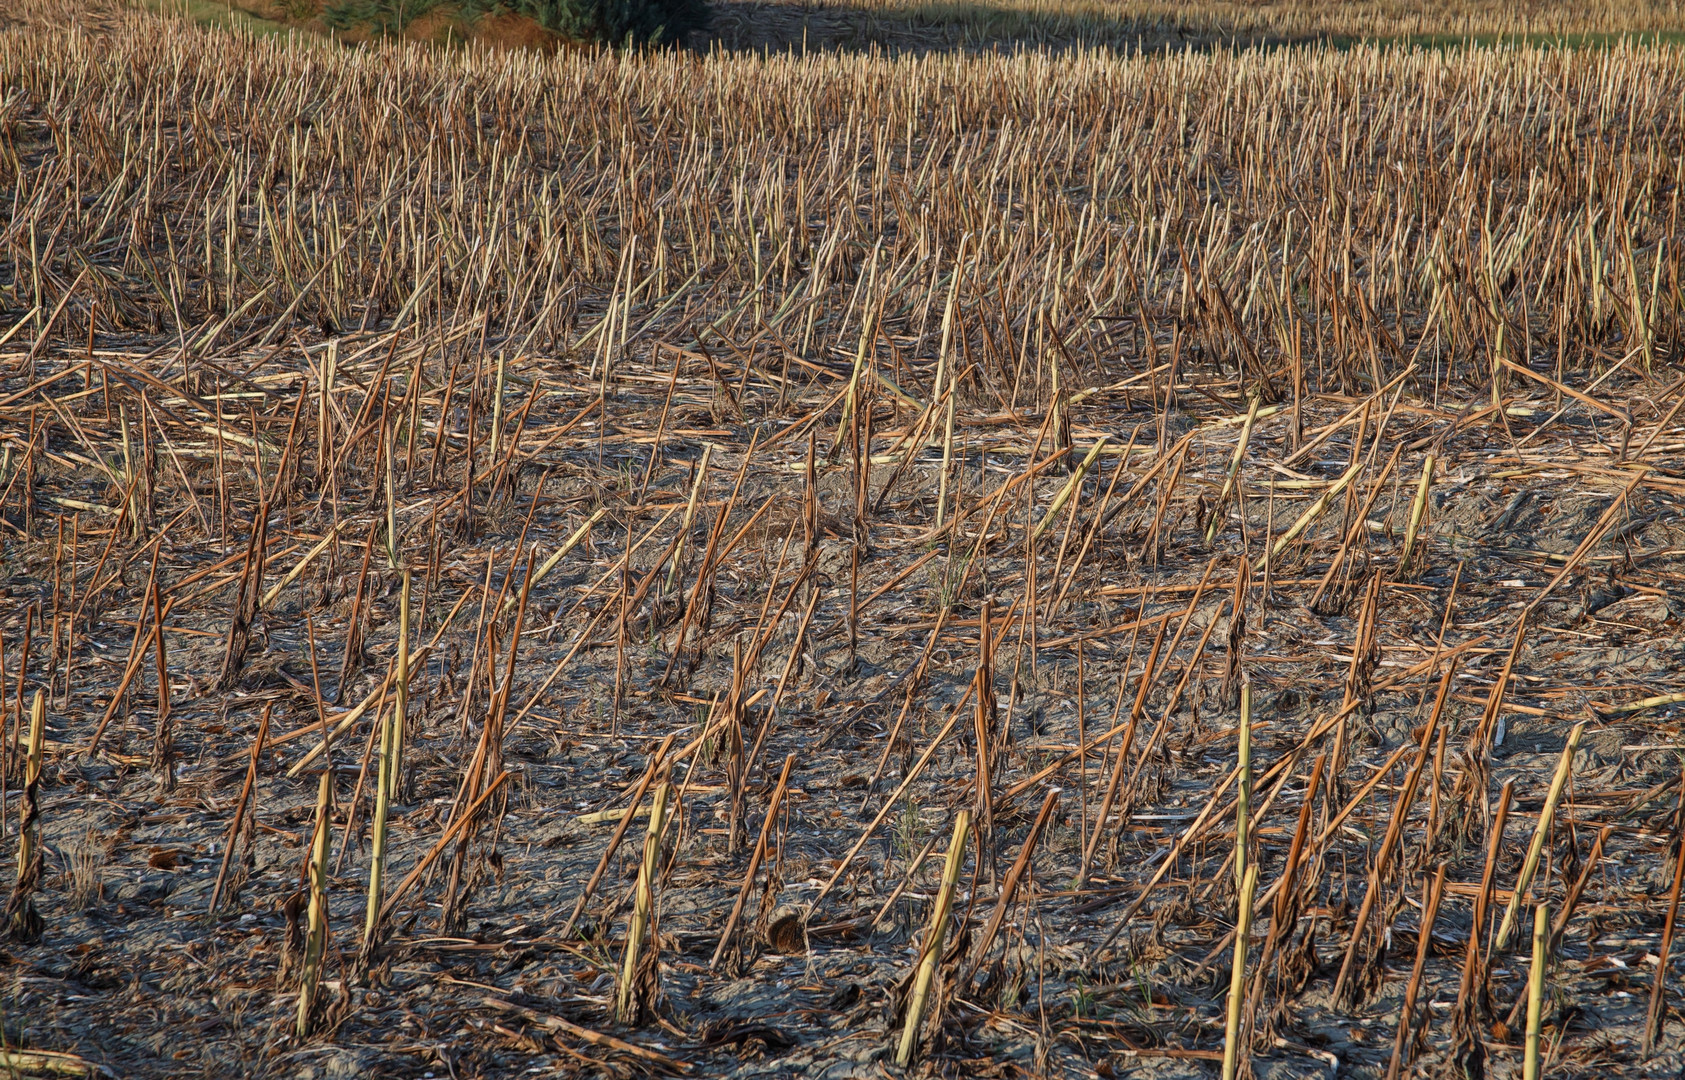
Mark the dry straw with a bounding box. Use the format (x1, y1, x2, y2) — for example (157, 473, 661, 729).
(897, 810, 970, 1066)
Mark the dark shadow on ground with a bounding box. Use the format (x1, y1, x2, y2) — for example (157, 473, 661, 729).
(690, 0, 1266, 56)
(690, 0, 1685, 58)
(134, 0, 1685, 57)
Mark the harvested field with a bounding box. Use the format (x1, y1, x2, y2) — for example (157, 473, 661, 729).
(2, 2, 1685, 1077)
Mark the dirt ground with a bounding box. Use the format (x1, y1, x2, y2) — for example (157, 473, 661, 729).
(6, 333, 1685, 1080)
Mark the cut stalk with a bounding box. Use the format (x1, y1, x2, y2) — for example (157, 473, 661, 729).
(1206, 394, 1262, 544)
(363, 569, 410, 951)
(667, 444, 712, 594)
(562, 734, 675, 938)
(1385, 864, 1448, 1080)
(1523, 902, 1548, 1080)
(897, 810, 970, 1067)
(393, 567, 411, 795)
(210, 704, 272, 913)
(617, 781, 671, 1025)
(7, 691, 46, 937)
(1220, 862, 1260, 1080)
(1646, 766, 1685, 1056)
(297, 769, 332, 1038)
(710, 754, 795, 969)
(1399, 453, 1434, 571)
(384, 426, 398, 569)
(1032, 436, 1109, 540)
(1235, 681, 1252, 889)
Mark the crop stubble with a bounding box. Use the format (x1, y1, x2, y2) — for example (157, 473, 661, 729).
(1, 1, 1685, 1076)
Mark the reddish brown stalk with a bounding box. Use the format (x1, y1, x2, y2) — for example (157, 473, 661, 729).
(960, 786, 1059, 987)
(560, 733, 676, 939)
(148, 575, 172, 790)
(335, 668, 393, 874)
(216, 500, 268, 691)
(973, 597, 997, 882)
(1331, 660, 1455, 1003)
(335, 519, 380, 703)
(1076, 616, 1165, 888)
(1450, 779, 1515, 1062)
(1047, 435, 1136, 617)
(1385, 864, 1448, 1080)
(209, 704, 272, 913)
(710, 753, 795, 968)
(377, 770, 512, 925)
(661, 432, 759, 686)
(1550, 824, 1612, 952)
(1307, 444, 1403, 612)
(1645, 764, 1685, 1057)
(86, 598, 172, 758)
(1243, 754, 1326, 1026)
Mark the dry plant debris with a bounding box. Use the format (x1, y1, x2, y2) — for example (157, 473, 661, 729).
(1, 2, 1684, 1076)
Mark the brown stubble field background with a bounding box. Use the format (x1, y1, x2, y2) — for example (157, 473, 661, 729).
(2, 0, 1685, 1076)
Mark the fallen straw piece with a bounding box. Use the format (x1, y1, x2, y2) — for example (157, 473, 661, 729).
(1032, 436, 1108, 539)
(1495, 720, 1586, 950)
(259, 517, 351, 609)
(1607, 690, 1685, 715)
(1253, 455, 1365, 570)
(0, 1049, 117, 1078)
(500, 507, 607, 616)
(481, 997, 690, 1071)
